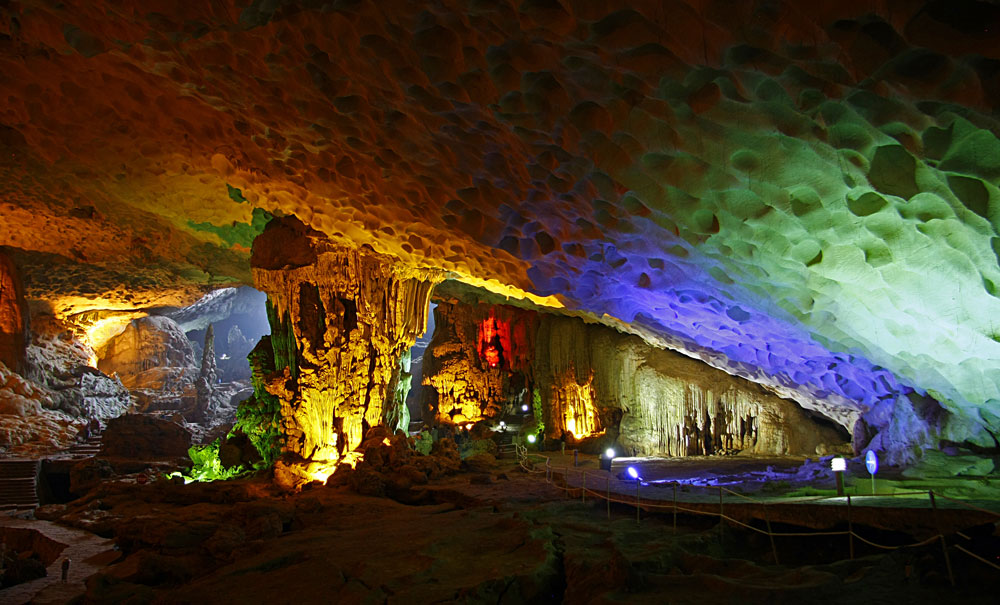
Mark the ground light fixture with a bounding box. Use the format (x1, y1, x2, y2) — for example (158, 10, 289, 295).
(831, 457, 847, 496)
(601, 448, 616, 470)
(526, 434, 536, 444)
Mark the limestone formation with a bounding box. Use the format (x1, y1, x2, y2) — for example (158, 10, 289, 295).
(422, 302, 537, 425)
(98, 316, 199, 414)
(4, 2, 1000, 464)
(423, 299, 847, 457)
(100, 414, 192, 460)
(194, 324, 218, 422)
(0, 249, 28, 374)
(251, 217, 441, 473)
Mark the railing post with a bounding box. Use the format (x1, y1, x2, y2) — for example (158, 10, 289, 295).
(636, 479, 641, 524)
(718, 486, 724, 547)
(672, 483, 677, 535)
(847, 495, 854, 560)
(763, 500, 779, 565)
(929, 491, 956, 587)
(606, 476, 611, 520)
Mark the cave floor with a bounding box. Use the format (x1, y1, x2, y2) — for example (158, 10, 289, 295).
(13, 453, 1000, 604)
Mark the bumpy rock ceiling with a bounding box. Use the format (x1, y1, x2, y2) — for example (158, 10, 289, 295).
(2, 1, 1000, 452)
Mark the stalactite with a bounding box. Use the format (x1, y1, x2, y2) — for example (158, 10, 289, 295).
(421, 301, 536, 425)
(424, 299, 848, 457)
(250, 217, 441, 481)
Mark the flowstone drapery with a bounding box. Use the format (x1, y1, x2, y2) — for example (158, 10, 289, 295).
(423, 299, 848, 457)
(251, 218, 440, 484)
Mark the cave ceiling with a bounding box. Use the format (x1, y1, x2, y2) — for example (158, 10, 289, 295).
(2, 0, 1000, 442)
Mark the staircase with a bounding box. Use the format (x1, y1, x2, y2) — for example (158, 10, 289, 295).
(67, 432, 103, 458)
(0, 459, 40, 510)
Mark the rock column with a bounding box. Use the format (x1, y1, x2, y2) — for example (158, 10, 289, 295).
(251, 218, 440, 479)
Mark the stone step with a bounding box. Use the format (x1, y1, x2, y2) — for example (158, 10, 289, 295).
(0, 459, 39, 509)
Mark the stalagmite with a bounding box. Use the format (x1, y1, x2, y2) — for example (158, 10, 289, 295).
(251, 217, 441, 484)
(424, 298, 847, 457)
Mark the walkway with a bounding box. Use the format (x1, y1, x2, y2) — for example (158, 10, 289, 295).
(0, 516, 117, 604)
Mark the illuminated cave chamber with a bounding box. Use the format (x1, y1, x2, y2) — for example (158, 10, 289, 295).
(249, 217, 440, 484)
(421, 286, 847, 457)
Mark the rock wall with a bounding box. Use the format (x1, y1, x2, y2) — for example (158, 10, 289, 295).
(23, 314, 130, 422)
(97, 315, 198, 414)
(0, 249, 28, 374)
(251, 217, 441, 469)
(424, 300, 847, 457)
(422, 302, 537, 425)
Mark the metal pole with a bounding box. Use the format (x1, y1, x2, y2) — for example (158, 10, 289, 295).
(763, 500, 778, 565)
(636, 479, 641, 524)
(582, 470, 586, 503)
(672, 483, 677, 535)
(719, 486, 724, 547)
(606, 476, 611, 520)
(871, 475, 875, 496)
(847, 495, 854, 560)
(929, 491, 955, 587)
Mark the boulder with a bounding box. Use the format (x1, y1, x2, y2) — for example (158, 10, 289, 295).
(69, 457, 115, 496)
(464, 452, 498, 473)
(100, 414, 192, 459)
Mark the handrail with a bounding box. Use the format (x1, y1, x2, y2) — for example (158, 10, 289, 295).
(521, 451, 1000, 582)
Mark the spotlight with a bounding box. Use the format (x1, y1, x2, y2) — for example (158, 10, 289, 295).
(465, 423, 473, 431)
(605, 448, 616, 459)
(499, 421, 506, 429)
(521, 404, 529, 412)
(627, 466, 639, 480)
(527, 434, 536, 444)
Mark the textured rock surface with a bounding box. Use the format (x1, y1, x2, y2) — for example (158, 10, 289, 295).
(100, 414, 192, 459)
(0, 361, 81, 456)
(97, 315, 199, 415)
(252, 217, 441, 467)
(0, 249, 28, 374)
(22, 314, 130, 421)
(3, 2, 1000, 462)
(424, 299, 846, 457)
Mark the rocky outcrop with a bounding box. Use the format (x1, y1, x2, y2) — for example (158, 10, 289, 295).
(100, 414, 192, 459)
(99, 316, 196, 384)
(193, 324, 218, 422)
(422, 302, 537, 425)
(250, 217, 442, 474)
(0, 361, 81, 457)
(98, 316, 199, 415)
(423, 300, 848, 458)
(0, 249, 28, 375)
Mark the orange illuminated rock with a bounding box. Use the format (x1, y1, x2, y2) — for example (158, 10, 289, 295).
(0, 250, 28, 374)
(251, 217, 441, 471)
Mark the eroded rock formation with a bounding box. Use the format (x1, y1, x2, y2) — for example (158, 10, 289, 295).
(251, 218, 441, 479)
(424, 298, 847, 457)
(98, 316, 198, 414)
(0, 249, 28, 374)
(422, 302, 537, 425)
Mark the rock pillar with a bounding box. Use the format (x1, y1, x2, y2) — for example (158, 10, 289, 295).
(0, 250, 28, 374)
(251, 217, 440, 476)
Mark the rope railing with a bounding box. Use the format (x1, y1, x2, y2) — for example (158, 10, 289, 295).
(518, 449, 1000, 584)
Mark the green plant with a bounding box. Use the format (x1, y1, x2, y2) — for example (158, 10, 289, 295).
(173, 439, 249, 483)
(532, 388, 545, 436)
(232, 393, 283, 468)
